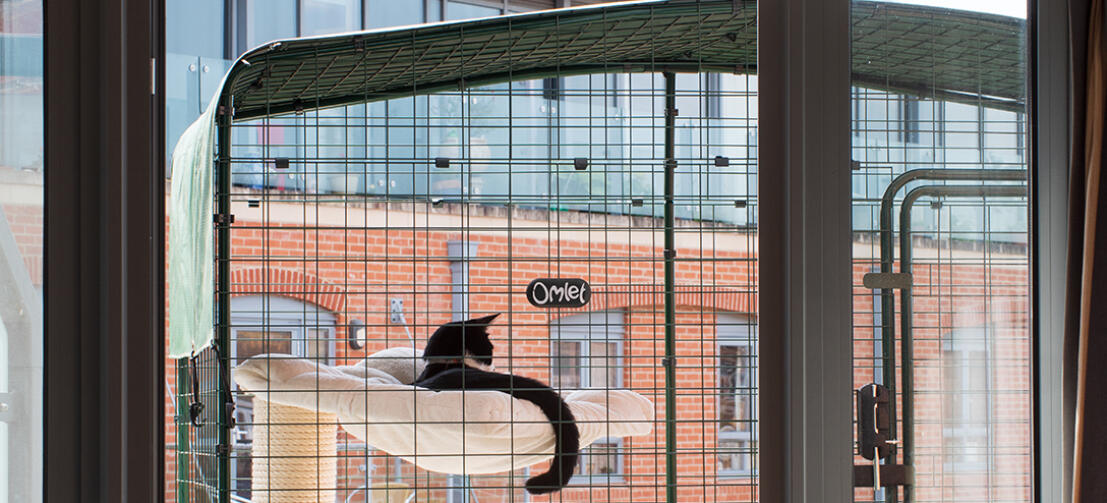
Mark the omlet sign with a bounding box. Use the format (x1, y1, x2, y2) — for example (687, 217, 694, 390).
(525, 278, 591, 308)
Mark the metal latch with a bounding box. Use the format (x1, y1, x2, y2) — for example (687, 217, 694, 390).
(854, 383, 910, 489)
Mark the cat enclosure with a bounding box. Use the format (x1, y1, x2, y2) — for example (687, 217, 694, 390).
(166, 1, 1031, 502)
(171, 3, 761, 501)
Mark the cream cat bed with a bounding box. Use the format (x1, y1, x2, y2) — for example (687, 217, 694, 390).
(234, 347, 655, 476)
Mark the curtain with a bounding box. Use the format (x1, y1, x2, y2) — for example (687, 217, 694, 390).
(1066, 0, 1107, 501)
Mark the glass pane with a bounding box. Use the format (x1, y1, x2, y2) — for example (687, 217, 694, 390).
(366, 0, 425, 28)
(242, 0, 297, 50)
(0, 0, 43, 500)
(717, 439, 754, 475)
(552, 341, 581, 389)
(165, 1, 230, 167)
(588, 341, 619, 388)
(306, 328, 330, 360)
(580, 440, 620, 476)
(719, 346, 738, 429)
(850, 2, 1030, 502)
(235, 330, 293, 363)
(719, 345, 754, 434)
(445, 1, 500, 21)
(166, 0, 223, 58)
(302, 0, 361, 37)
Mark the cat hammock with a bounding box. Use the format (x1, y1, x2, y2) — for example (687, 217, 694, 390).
(234, 347, 655, 476)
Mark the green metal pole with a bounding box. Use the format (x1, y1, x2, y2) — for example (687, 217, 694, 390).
(877, 184, 899, 503)
(662, 71, 678, 503)
(176, 360, 191, 503)
(215, 93, 233, 503)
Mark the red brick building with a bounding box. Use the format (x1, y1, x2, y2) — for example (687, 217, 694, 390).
(164, 193, 1030, 502)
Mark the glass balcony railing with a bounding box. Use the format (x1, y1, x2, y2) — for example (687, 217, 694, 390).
(0, 33, 44, 174)
(166, 52, 232, 168)
(220, 73, 759, 227)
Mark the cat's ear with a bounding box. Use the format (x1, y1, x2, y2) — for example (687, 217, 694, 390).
(472, 313, 500, 325)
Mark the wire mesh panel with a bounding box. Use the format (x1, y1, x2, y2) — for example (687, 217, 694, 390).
(172, 3, 761, 502)
(165, 2, 1036, 501)
(848, 2, 1030, 502)
(174, 347, 233, 501)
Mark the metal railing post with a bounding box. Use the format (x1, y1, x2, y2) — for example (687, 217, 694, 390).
(215, 90, 233, 503)
(663, 71, 678, 503)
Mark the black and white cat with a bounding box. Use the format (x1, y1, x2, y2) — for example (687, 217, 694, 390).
(414, 313, 580, 495)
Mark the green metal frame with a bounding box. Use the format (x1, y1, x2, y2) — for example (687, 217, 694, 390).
(212, 0, 1021, 121)
(663, 71, 678, 503)
(175, 363, 191, 503)
(215, 91, 234, 503)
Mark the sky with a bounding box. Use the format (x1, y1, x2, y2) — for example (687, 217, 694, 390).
(885, 0, 1027, 18)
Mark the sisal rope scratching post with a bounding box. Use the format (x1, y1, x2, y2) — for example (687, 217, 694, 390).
(252, 399, 337, 502)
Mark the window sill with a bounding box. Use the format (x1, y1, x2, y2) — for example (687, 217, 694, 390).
(716, 471, 758, 480)
(566, 474, 626, 487)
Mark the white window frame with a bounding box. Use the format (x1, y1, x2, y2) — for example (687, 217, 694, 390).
(549, 310, 625, 484)
(229, 295, 337, 364)
(716, 313, 759, 478)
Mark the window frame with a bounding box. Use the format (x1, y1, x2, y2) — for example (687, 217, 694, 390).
(228, 294, 337, 364)
(40, 0, 1065, 499)
(548, 310, 626, 484)
(899, 94, 920, 144)
(550, 310, 625, 390)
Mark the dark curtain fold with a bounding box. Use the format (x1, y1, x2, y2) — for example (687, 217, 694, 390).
(1066, 0, 1107, 501)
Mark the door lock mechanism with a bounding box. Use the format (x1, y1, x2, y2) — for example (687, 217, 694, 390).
(854, 383, 911, 490)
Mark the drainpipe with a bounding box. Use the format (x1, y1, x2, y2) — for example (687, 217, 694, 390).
(446, 239, 479, 503)
(896, 184, 1027, 503)
(447, 240, 480, 322)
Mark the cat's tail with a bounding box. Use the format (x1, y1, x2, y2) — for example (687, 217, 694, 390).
(523, 392, 580, 495)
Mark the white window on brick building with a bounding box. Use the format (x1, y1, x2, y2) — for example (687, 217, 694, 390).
(941, 326, 992, 473)
(550, 310, 624, 480)
(228, 295, 337, 498)
(717, 313, 758, 476)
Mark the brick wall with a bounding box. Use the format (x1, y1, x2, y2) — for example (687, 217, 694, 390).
(165, 203, 1030, 503)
